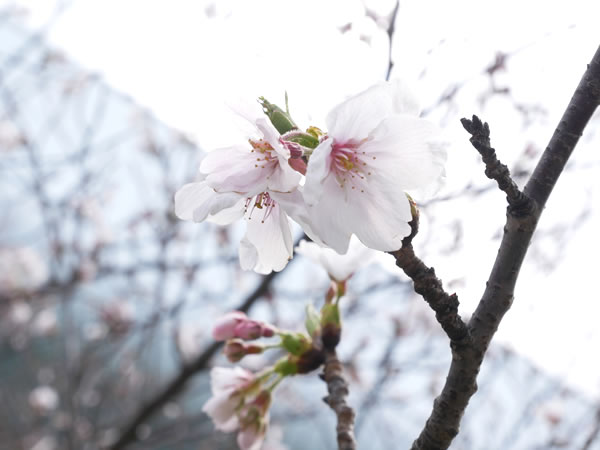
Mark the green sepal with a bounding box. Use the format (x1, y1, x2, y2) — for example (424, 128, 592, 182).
(259, 97, 298, 134)
(305, 303, 321, 339)
(274, 358, 298, 376)
(284, 131, 320, 149)
(280, 332, 312, 356)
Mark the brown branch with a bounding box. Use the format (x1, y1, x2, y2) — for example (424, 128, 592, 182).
(109, 269, 280, 450)
(321, 350, 357, 450)
(461, 115, 534, 217)
(410, 44, 600, 450)
(390, 209, 469, 342)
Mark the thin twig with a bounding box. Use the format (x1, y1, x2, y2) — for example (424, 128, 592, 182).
(321, 350, 357, 450)
(461, 115, 534, 216)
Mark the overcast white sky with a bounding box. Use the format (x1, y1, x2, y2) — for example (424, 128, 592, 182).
(5, 0, 600, 397)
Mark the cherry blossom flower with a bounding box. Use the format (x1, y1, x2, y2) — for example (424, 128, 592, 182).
(303, 80, 446, 254)
(295, 237, 376, 282)
(202, 367, 256, 432)
(203, 367, 273, 450)
(174, 115, 306, 274)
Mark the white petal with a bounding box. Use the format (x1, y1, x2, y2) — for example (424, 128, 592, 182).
(303, 138, 333, 206)
(208, 198, 247, 225)
(239, 237, 259, 272)
(174, 182, 207, 221)
(306, 173, 413, 253)
(387, 78, 421, 116)
(305, 176, 355, 254)
(365, 115, 446, 192)
(326, 80, 420, 142)
(242, 204, 293, 274)
(174, 182, 241, 223)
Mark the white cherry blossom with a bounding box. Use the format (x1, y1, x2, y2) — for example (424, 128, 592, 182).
(174, 115, 304, 274)
(303, 80, 446, 254)
(295, 237, 376, 282)
(202, 367, 255, 432)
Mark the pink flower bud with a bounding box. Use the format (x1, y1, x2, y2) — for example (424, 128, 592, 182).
(234, 320, 263, 340)
(224, 339, 263, 362)
(260, 324, 276, 338)
(212, 311, 247, 341)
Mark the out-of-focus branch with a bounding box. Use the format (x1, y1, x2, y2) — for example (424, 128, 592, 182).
(321, 350, 356, 450)
(385, 0, 400, 82)
(410, 44, 600, 450)
(109, 269, 280, 450)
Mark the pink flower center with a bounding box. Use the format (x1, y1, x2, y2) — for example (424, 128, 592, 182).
(245, 192, 276, 223)
(330, 139, 373, 192)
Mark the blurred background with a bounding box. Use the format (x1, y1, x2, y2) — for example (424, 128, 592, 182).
(1, 1, 600, 449)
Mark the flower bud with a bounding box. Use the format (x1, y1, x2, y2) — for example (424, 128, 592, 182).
(224, 339, 264, 362)
(304, 303, 321, 339)
(320, 303, 341, 350)
(234, 320, 263, 340)
(212, 311, 248, 341)
(258, 96, 298, 134)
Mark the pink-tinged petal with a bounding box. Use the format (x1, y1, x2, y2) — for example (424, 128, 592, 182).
(237, 423, 267, 450)
(202, 392, 240, 432)
(303, 138, 333, 206)
(255, 117, 290, 160)
(365, 115, 446, 191)
(201, 146, 271, 196)
(242, 204, 293, 274)
(210, 367, 254, 394)
(234, 321, 263, 340)
(212, 311, 247, 341)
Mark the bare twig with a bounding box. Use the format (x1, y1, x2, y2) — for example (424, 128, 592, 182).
(410, 44, 600, 450)
(321, 350, 356, 450)
(461, 115, 534, 216)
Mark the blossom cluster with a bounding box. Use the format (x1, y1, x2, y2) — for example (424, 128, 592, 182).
(204, 310, 330, 450)
(174, 80, 446, 273)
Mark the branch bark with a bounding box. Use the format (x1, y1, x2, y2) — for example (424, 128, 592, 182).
(322, 350, 357, 450)
(409, 44, 600, 450)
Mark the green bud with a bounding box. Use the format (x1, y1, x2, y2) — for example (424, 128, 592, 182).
(282, 130, 320, 149)
(305, 303, 321, 339)
(320, 303, 341, 351)
(258, 96, 298, 134)
(274, 358, 298, 376)
(280, 332, 312, 356)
